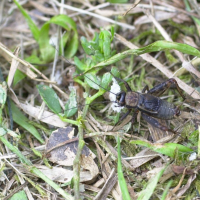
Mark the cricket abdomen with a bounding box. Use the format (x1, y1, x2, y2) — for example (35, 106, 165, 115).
(155, 100, 180, 120)
(137, 94, 180, 120)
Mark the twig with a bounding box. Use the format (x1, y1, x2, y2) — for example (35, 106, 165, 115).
(51, 0, 135, 30)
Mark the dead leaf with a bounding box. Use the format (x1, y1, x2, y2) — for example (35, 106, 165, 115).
(20, 103, 68, 127)
(46, 127, 89, 165)
(147, 167, 165, 179)
(130, 148, 159, 168)
(134, 11, 176, 25)
(45, 127, 99, 182)
(37, 165, 74, 183)
(172, 165, 194, 175)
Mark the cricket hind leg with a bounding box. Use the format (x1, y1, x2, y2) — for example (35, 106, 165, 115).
(141, 112, 177, 134)
(146, 78, 185, 100)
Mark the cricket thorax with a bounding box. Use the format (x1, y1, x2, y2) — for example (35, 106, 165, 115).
(125, 92, 139, 107)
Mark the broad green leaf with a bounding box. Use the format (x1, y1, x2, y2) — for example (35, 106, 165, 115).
(64, 32, 78, 58)
(13, 2, 79, 62)
(137, 167, 165, 200)
(13, 0, 39, 41)
(10, 101, 44, 144)
(59, 31, 70, 53)
(131, 140, 193, 158)
(81, 36, 95, 55)
(100, 72, 112, 90)
(13, 70, 26, 86)
(64, 87, 78, 117)
(37, 85, 62, 114)
(84, 73, 100, 90)
(26, 54, 43, 64)
(82, 40, 200, 75)
(38, 15, 78, 62)
(49, 16, 72, 30)
(91, 33, 100, 50)
(111, 67, 120, 78)
(9, 190, 28, 200)
(99, 30, 111, 59)
(50, 15, 78, 58)
(93, 50, 104, 62)
(38, 23, 55, 62)
(74, 56, 87, 71)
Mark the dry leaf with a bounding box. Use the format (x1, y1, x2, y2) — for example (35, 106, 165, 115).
(172, 165, 194, 175)
(20, 102, 68, 127)
(134, 11, 176, 25)
(45, 127, 99, 182)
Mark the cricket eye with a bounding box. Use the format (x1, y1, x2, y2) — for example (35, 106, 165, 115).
(116, 93, 121, 101)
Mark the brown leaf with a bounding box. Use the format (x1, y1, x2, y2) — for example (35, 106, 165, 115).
(172, 165, 194, 175)
(46, 127, 91, 166)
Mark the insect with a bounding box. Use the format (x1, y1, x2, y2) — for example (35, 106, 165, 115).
(111, 75, 185, 134)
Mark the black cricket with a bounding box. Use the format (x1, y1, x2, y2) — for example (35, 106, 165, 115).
(112, 76, 185, 134)
(47, 49, 185, 133)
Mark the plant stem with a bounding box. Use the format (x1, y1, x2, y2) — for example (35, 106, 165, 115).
(73, 86, 90, 200)
(59, 114, 80, 126)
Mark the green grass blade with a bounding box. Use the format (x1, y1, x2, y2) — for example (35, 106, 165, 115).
(161, 180, 173, 200)
(13, 0, 40, 41)
(131, 140, 193, 159)
(10, 101, 44, 144)
(37, 85, 62, 114)
(137, 167, 165, 200)
(83, 40, 200, 74)
(38, 14, 78, 62)
(9, 190, 28, 200)
(117, 136, 131, 200)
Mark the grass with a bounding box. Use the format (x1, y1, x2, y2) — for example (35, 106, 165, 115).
(0, 0, 200, 199)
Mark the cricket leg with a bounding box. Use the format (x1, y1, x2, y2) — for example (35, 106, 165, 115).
(141, 112, 177, 134)
(147, 78, 185, 100)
